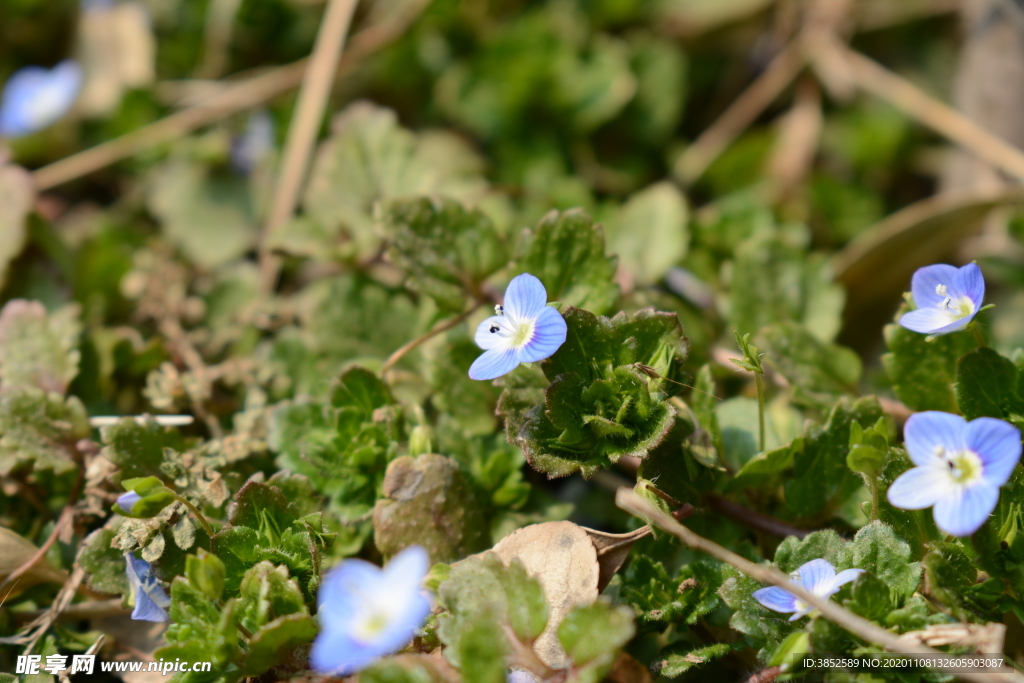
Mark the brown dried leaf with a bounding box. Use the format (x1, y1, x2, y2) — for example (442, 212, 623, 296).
(0, 526, 68, 593)
(897, 622, 1005, 655)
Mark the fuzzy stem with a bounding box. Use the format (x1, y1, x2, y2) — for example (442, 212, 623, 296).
(754, 370, 766, 452)
(381, 302, 483, 375)
(175, 495, 215, 540)
(869, 476, 880, 522)
(970, 322, 986, 348)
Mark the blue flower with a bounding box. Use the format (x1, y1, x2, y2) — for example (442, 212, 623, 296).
(753, 559, 863, 621)
(115, 491, 142, 515)
(311, 545, 432, 675)
(231, 110, 275, 175)
(898, 263, 984, 335)
(125, 554, 170, 622)
(0, 61, 83, 139)
(887, 411, 1021, 537)
(469, 273, 567, 381)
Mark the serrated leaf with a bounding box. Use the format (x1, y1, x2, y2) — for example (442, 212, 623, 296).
(836, 522, 921, 602)
(299, 102, 487, 260)
(718, 570, 795, 646)
(557, 599, 635, 671)
(384, 196, 506, 311)
(785, 397, 883, 519)
(240, 613, 317, 677)
(515, 209, 619, 315)
(955, 347, 1024, 421)
(844, 572, 893, 621)
(774, 529, 845, 571)
(100, 417, 186, 483)
(0, 386, 90, 475)
(77, 528, 129, 597)
(882, 318, 975, 412)
(654, 643, 732, 678)
(0, 300, 81, 393)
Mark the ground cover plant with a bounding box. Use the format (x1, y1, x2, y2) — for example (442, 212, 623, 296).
(3, 0, 1024, 682)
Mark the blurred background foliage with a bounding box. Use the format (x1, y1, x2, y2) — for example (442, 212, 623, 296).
(5, 0, 1024, 679)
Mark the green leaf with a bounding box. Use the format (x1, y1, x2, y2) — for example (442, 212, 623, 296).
(236, 561, 308, 634)
(727, 230, 845, 344)
(620, 556, 723, 627)
(100, 417, 186, 483)
(0, 299, 81, 393)
(115, 476, 176, 517)
(654, 643, 732, 678)
(515, 208, 619, 315)
(557, 599, 635, 673)
(774, 529, 845, 571)
(77, 528, 130, 597)
(786, 397, 883, 518)
(455, 611, 507, 683)
(756, 322, 861, 409)
(331, 366, 395, 416)
(373, 454, 490, 564)
(185, 549, 226, 601)
(768, 630, 810, 669)
(844, 572, 893, 621)
(922, 541, 976, 617)
(240, 613, 318, 677)
(384, 196, 506, 311)
(359, 654, 459, 683)
(955, 347, 1024, 421)
(606, 182, 689, 285)
(882, 318, 975, 412)
(0, 386, 90, 475)
(299, 102, 487, 261)
(147, 159, 256, 268)
(0, 162, 33, 290)
(836, 522, 921, 602)
(718, 569, 794, 645)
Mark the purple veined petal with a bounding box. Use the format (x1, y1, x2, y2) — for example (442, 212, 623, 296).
(932, 483, 1000, 537)
(474, 315, 514, 350)
(124, 555, 169, 622)
(753, 586, 798, 613)
(503, 273, 548, 322)
(796, 559, 835, 594)
(468, 347, 520, 381)
(898, 308, 969, 335)
(823, 568, 864, 597)
(317, 558, 385, 632)
(310, 628, 381, 675)
(910, 264, 962, 310)
(965, 417, 1022, 487)
(116, 490, 142, 513)
(518, 306, 567, 363)
(903, 412, 968, 467)
(132, 586, 170, 622)
(886, 464, 953, 509)
(954, 263, 985, 308)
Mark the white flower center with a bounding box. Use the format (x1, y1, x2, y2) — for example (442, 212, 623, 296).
(351, 608, 392, 643)
(932, 445, 983, 485)
(934, 284, 975, 319)
(488, 316, 536, 349)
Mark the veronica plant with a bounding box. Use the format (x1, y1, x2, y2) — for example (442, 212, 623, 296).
(753, 558, 863, 621)
(311, 545, 432, 675)
(125, 554, 171, 622)
(0, 60, 82, 138)
(469, 273, 567, 380)
(898, 263, 984, 336)
(887, 411, 1022, 537)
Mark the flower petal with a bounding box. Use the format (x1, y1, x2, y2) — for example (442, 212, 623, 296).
(903, 412, 968, 466)
(822, 568, 864, 597)
(954, 263, 985, 307)
(910, 264, 962, 310)
(503, 273, 548, 322)
(310, 629, 381, 675)
(965, 417, 1022, 487)
(474, 315, 513, 350)
(886, 465, 952, 509)
(383, 545, 429, 585)
(932, 483, 1000, 537)
(468, 347, 520, 381)
(317, 558, 385, 631)
(116, 491, 142, 514)
(796, 559, 835, 594)
(753, 586, 798, 613)
(518, 306, 567, 362)
(898, 308, 969, 335)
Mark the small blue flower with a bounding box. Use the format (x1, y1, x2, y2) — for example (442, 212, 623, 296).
(887, 411, 1021, 537)
(125, 554, 170, 622)
(469, 273, 567, 381)
(0, 61, 83, 139)
(115, 491, 142, 514)
(898, 263, 984, 336)
(311, 545, 432, 675)
(753, 559, 863, 621)
(508, 671, 539, 683)
(231, 109, 275, 175)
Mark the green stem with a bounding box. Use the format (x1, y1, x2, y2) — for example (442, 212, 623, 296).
(970, 322, 986, 348)
(754, 371, 766, 452)
(869, 477, 879, 523)
(175, 495, 215, 541)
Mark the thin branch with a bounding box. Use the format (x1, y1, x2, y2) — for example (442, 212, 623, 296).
(672, 42, 805, 186)
(707, 493, 811, 539)
(381, 303, 484, 375)
(616, 488, 1020, 683)
(30, 0, 433, 191)
(258, 0, 360, 292)
(832, 45, 1024, 181)
(742, 666, 782, 683)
